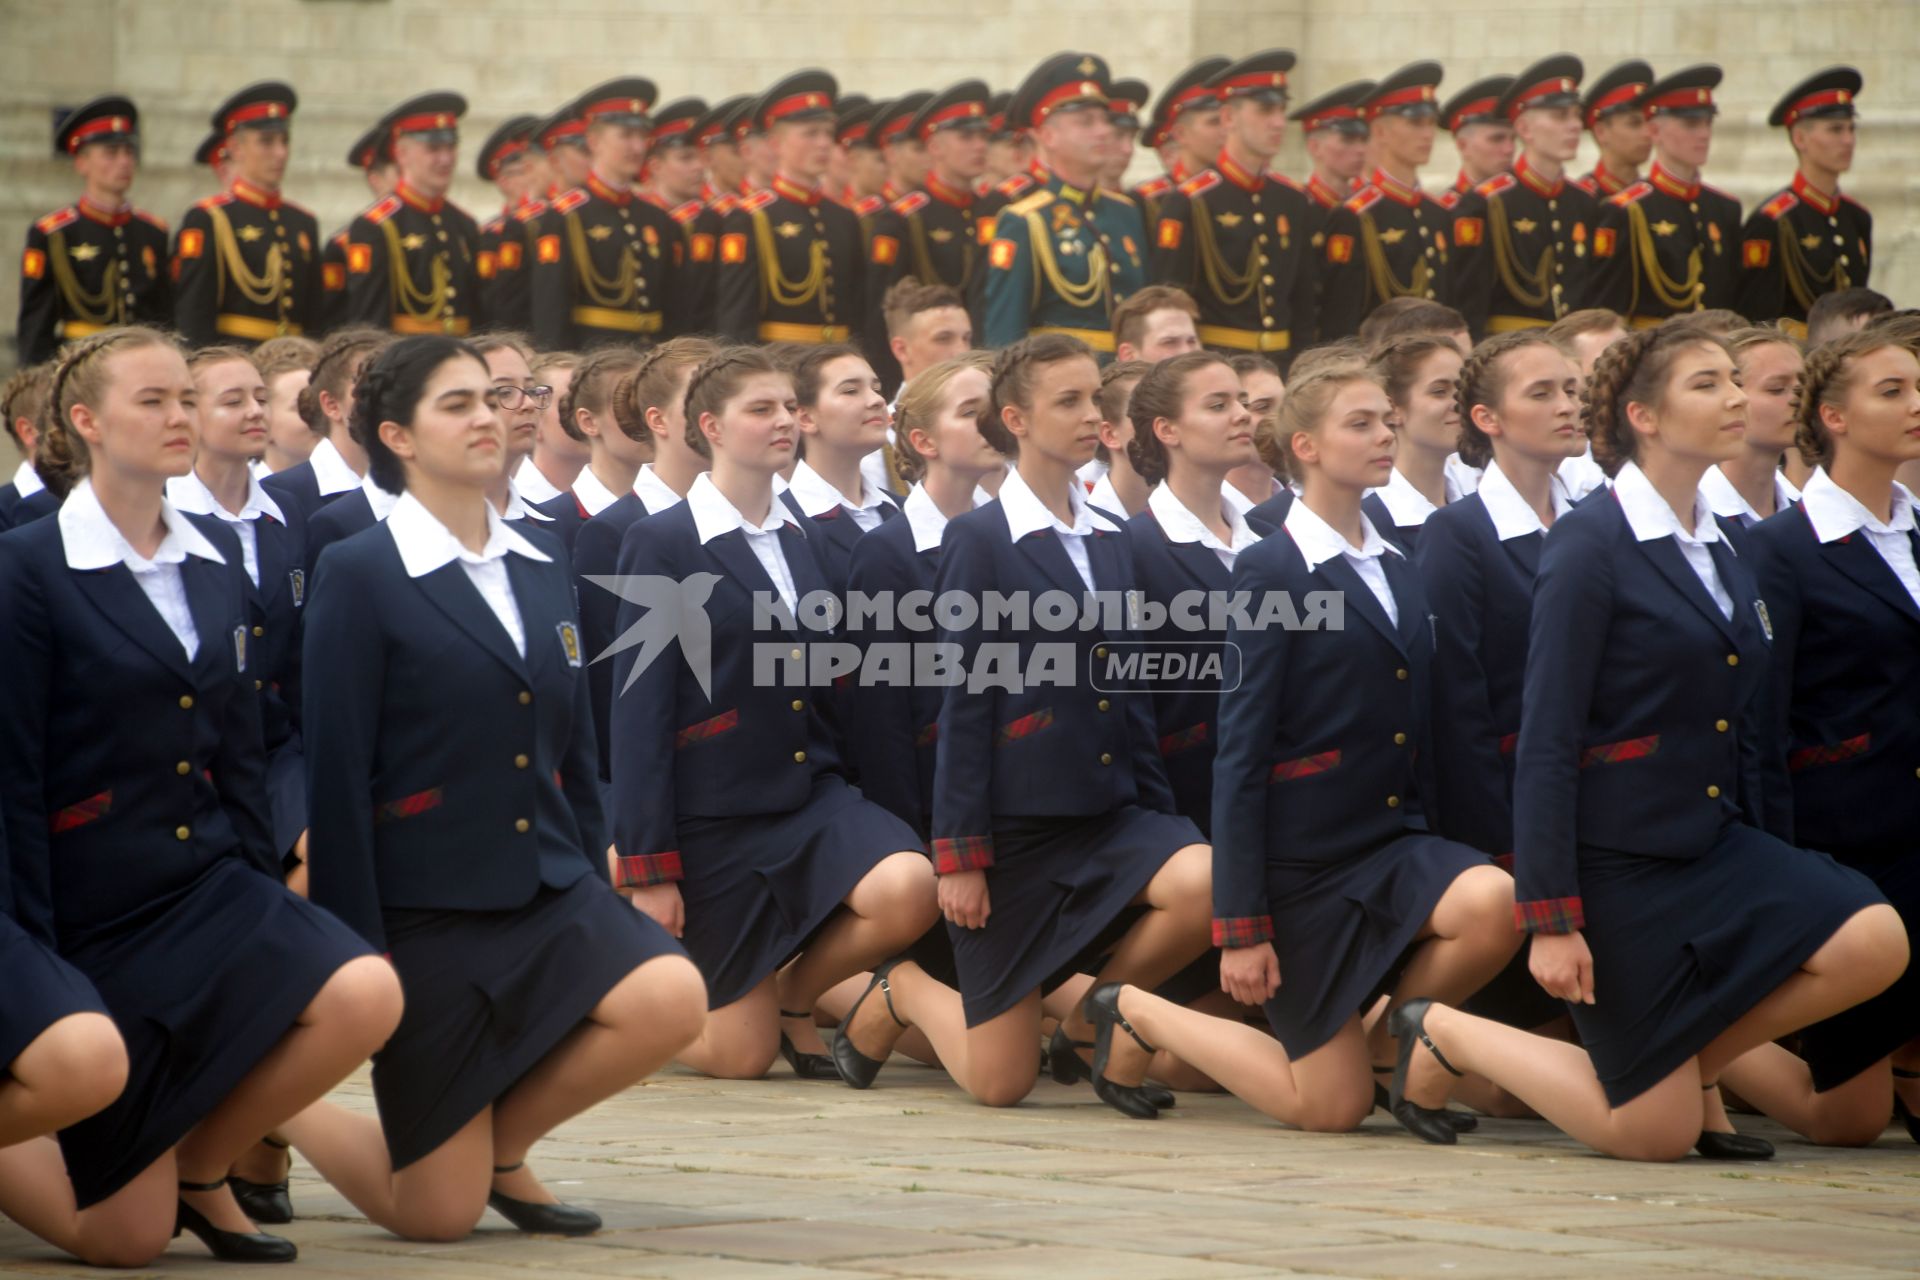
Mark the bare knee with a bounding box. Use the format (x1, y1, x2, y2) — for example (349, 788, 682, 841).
(622, 956, 708, 1054)
(1294, 1086, 1373, 1133)
(696, 1033, 780, 1081)
(862, 852, 939, 930)
(22, 1013, 129, 1117)
(313, 955, 406, 1044)
(1806, 1110, 1889, 1148)
(1609, 1126, 1697, 1163)
(972, 1071, 1035, 1109)
(74, 1221, 172, 1269)
(1160, 844, 1213, 910)
(398, 1199, 487, 1244)
(1840, 905, 1911, 989)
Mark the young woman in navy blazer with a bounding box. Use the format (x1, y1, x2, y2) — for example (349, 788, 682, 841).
(780, 344, 900, 593)
(608, 346, 938, 1082)
(1728, 331, 1920, 1146)
(1382, 321, 1904, 1162)
(827, 335, 1213, 1115)
(290, 336, 706, 1243)
(473, 333, 562, 530)
(0, 329, 399, 1266)
(532, 346, 647, 556)
(1370, 335, 1470, 554)
(1070, 355, 1518, 1130)
(1245, 350, 1400, 537)
(1698, 329, 1804, 528)
(260, 326, 386, 526)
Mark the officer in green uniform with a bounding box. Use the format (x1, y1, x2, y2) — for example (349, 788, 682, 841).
(1737, 67, 1871, 334)
(981, 53, 1149, 353)
(174, 82, 322, 348)
(1437, 75, 1516, 209)
(1149, 50, 1313, 368)
(475, 114, 545, 334)
(18, 97, 171, 364)
(338, 91, 485, 336)
(1131, 57, 1232, 225)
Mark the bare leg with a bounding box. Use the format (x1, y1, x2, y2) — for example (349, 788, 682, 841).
(1364, 865, 1520, 1070)
(1716, 1044, 1895, 1147)
(840, 961, 1043, 1106)
(776, 851, 938, 1054)
(0, 1143, 181, 1267)
(677, 975, 781, 1079)
(0, 1013, 127, 1148)
(816, 974, 941, 1067)
(283, 1102, 495, 1242)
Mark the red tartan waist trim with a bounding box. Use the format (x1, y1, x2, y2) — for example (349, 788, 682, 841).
(914, 722, 939, 748)
(1788, 733, 1869, 772)
(996, 708, 1054, 746)
(375, 788, 444, 824)
(50, 790, 112, 834)
(1498, 732, 1518, 756)
(676, 708, 739, 749)
(1270, 749, 1340, 782)
(1159, 723, 1209, 757)
(1578, 734, 1659, 768)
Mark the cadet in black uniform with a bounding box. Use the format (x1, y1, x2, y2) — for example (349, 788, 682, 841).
(1591, 66, 1742, 326)
(715, 71, 865, 348)
(1573, 60, 1652, 199)
(530, 78, 685, 351)
(1150, 50, 1314, 370)
(1292, 79, 1373, 225)
(1104, 77, 1151, 193)
(1737, 67, 1872, 335)
(1446, 56, 1601, 340)
(17, 98, 170, 365)
(534, 104, 591, 200)
(338, 92, 486, 336)
(640, 98, 714, 332)
(873, 92, 934, 205)
(174, 82, 322, 348)
(1131, 58, 1231, 227)
(1317, 63, 1451, 342)
(474, 115, 545, 334)
(1438, 75, 1516, 208)
(321, 119, 399, 332)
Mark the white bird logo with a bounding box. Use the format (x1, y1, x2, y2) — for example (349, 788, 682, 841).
(584, 572, 722, 700)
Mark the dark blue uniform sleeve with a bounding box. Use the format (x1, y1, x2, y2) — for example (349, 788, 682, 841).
(1418, 514, 1512, 857)
(1747, 521, 1800, 843)
(0, 543, 57, 943)
(1208, 542, 1289, 946)
(929, 515, 1002, 872)
(845, 530, 928, 835)
(606, 519, 686, 887)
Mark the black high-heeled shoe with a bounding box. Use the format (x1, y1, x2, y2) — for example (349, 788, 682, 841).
(1372, 1068, 1475, 1132)
(1694, 1083, 1774, 1160)
(778, 1009, 841, 1080)
(175, 1178, 297, 1263)
(487, 1162, 602, 1235)
(1386, 998, 1465, 1145)
(1894, 1068, 1920, 1145)
(228, 1135, 293, 1226)
(831, 960, 908, 1089)
(1082, 983, 1163, 1120)
(1048, 1026, 1177, 1109)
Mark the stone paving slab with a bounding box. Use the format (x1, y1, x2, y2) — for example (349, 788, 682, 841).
(0, 1064, 1915, 1279)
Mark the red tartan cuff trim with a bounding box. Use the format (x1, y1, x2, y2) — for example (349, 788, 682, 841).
(1212, 915, 1275, 947)
(614, 850, 684, 888)
(1492, 852, 1516, 872)
(1514, 896, 1584, 934)
(932, 836, 994, 874)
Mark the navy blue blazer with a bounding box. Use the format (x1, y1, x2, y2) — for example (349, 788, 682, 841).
(779, 488, 900, 594)
(607, 499, 846, 883)
(1511, 492, 1770, 932)
(303, 488, 376, 580)
(1247, 489, 1401, 547)
(532, 490, 589, 556)
(843, 510, 943, 835)
(259, 457, 349, 528)
(1209, 525, 1439, 943)
(0, 482, 21, 530)
(929, 501, 1176, 874)
(1415, 493, 1541, 859)
(1750, 503, 1920, 856)
(0, 514, 278, 947)
(1124, 505, 1277, 837)
(574, 491, 660, 785)
(302, 520, 604, 951)
(0, 487, 59, 532)
(238, 502, 311, 858)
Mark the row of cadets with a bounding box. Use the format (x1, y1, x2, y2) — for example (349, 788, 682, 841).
(318, 121, 400, 330)
(1131, 57, 1229, 226)
(643, 96, 718, 334)
(980, 53, 1149, 352)
(1445, 56, 1604, 341)
(173, 82, 322, 349)
(529, 77, 687, 353)
(1292, 78, 1374, 245)
(1150, 50, 1314, 372)
(16, 98, 171, 365)
(1317, 61, 1453, 342)
(1436, 74, 1515, 208)
(474, 114, 546, 334)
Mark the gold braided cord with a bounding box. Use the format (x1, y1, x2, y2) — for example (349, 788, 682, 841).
(1022, 209, 1109, 312)
(565, 211, 638, 308)
(379, 220, 453, 323)
(749, 208, 826, 309)
(1776, 218, 1847, 314)
(46, 230, 122, 325)
(1359, 213, 1430, 302)
(1487, 196, 1554, 311)
(1624, 202, 1704, 314)
(1190, 195, 1259, 307)
(206, 205, 287, 307)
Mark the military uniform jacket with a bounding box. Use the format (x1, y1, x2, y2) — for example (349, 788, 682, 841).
(1150, 156, 1314, 362)
(338, 183, 485, 336)
(1316, 170, 1451, 342)
(17, 199, 171, 364)
(1736, 174, 1872, 330)
(652, 193, 714, 336)
(1572, 166, 1633, 200)
(1446, 157, 1601, 340)
(981, 173, 1149, 350)
(715, 175, 864, 345)
(866, 175, 985, 330)
(173, 181, 322, 348)
(531, 175, 685, 351)
(1591, 163, 1742, 324)
(477, 196, 545, 334)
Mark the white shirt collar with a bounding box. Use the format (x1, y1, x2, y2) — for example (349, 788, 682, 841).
(307, 436, 362, 497)
(1613, 461, 1723, 548)
(1798, 467, 1918, 544)
(511, 454, 567, 505)
(902, 482, 962, 553)
(687, 472, 800, 545)
(999, 465, 1121, 541)
(572, 466, 622, 517)
(11, 459, 45, 499)
(1220, 475, 1280, 516)
(1698, 464, 1800, 524)
(1475, 460, 1571, 541)
(786, 458, 896, 520)
(1444, 452, 1483, 495)
(631, 463, 686, 513)
(500, 479, 554, 522)
(59, 477, 227, 571)
(385, 490, 552, 578)
(1376, 464, 1467, 528)
(1282, 495, 1404, 571)
(1149, 482, 1260, 555)
(165, 467, 287, 526)
(360, 472, 403, 521)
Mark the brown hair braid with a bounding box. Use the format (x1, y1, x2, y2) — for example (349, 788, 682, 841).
(1581, 321, 1733, 477)
(1453, 331, 1566, 469)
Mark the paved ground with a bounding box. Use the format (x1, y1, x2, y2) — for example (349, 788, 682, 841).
(1, 1062, 1915, 1279)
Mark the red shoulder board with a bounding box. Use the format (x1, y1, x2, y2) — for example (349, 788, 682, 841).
(134, 208, 168, 232)
(671, 199, 703, 226)
(34, 207, 78, 235)
(1436, 189, 1461, 211)
(709, 193, 739, 215)
(1266, 173, 1303, 192)
(1344, 188, 1381, 214)
(995, 173, 1034, 197)
(1474, 172, 1517, 199)
(482, 216, 507, 236)
(852, 193, 885, 217)
(1178, 170, 1221, 198)
(550, 187, 589, 214)
(1135, 175, 1173, 198)
(1572, 174, 1599, 196)
(1760, 191, 1798, 221)
(740, 189, 777, 213)
(513, 199, 548, 223)
(194, 192, 235, 212)
(1608, 181, 1653, 207)
(329, 228, 349, 249)
(363, 195, 403, 225)
(891, 190, 930, 217)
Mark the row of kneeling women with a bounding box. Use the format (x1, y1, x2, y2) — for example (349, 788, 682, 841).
(0, 317, 1915, 1263)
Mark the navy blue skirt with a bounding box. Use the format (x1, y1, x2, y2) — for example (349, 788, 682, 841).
(1575, 822, 1885, 1106)
(375, 873, 685, 1169)
(0, 919, 107, 1069)
(678, 774, 916, 1010)
(57, 857, 371, 1208)
(1796, 845, 1919, 1092)
(949, 805, 1200, 1026)
(1262, 831, 1488, 1058)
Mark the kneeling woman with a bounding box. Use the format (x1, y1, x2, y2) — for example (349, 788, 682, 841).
(609, 346, 939, 1082)
(0, 328, 400, 1266)
(1076, 356, 1519, 1130)
(293, 336, 708, 1241)
(1385, 322, 1905, 1161)
(832, 335, 1214, 1113)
